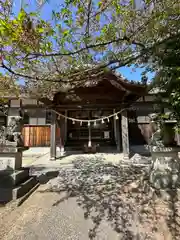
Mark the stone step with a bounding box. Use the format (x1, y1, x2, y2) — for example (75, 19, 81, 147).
(14, 176, 37, 200)
(0, 176, 37, 203)
(0, 168, 30, 187)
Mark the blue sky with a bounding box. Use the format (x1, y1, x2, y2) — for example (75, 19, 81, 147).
(119, 66, 154, 82)
(3, 0, 155, 83)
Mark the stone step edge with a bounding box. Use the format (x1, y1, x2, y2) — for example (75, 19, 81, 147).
(13, 176, 37, 200)
(0, 169, 30, 188)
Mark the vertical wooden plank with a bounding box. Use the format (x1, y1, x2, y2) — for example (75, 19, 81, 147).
(33, 127, 35, 146)
(32, 126, 36, 147)
(36, 126, 39, 146)
(47, 126, 50, 146)
(24, 126, 30, 146)
(44, 126, 47, 146)
(29, 126, 32, 147)
(44, 126, 48, 146)
(41, 126, 43, 146)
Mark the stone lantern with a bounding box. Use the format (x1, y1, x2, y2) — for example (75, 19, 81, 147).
(149, 113, 180, 193)
(0, 109, 37, 203)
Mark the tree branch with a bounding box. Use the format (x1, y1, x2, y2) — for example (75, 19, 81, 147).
(27, 37, 146, 59)
(85, 0, 92, 37)
(1, 32, 179, 84)
(1, 62, 65, 83)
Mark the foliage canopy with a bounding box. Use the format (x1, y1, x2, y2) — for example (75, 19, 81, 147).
(0, 0, 179, 101)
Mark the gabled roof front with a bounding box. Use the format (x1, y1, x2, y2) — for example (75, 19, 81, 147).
(52, 70, 147, 106)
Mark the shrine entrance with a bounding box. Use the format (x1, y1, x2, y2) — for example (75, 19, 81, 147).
(39, 69, 147, 159)
(66, 110, 116, 148)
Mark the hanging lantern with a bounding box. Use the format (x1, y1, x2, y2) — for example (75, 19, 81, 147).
(94, 121, 96, 126)
(115, 114, 119, 120)
(88, 121, 90, 126)
(107, 118, 109, 122)
(101, 119, 104, 123)
(72, 120, 75, 124)
(80, 121, 82, 126)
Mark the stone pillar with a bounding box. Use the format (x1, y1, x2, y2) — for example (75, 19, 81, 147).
(50, 111, 56, 160)
(121, 110, 129, 159)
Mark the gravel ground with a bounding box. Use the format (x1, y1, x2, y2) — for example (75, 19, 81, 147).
(0, 186, 120, 240)
(0, 154, 177, 240)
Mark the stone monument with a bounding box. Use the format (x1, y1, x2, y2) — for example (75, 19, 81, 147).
(0, 111, 37, 203)
(149, 113, 180, 191)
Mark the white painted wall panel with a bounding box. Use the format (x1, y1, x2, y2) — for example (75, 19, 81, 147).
(22, 99, 37, 105)
(10, 99, 20, 107)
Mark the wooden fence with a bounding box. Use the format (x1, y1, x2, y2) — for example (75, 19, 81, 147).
(22, 125, 60, 147)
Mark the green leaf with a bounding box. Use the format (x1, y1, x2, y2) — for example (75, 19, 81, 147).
(63, 29, 70, 37)
(38, 27, 44, 33)
(17, 10, 26, 21)
(98, 1, 102, 8)
(95, 14, 100, 21)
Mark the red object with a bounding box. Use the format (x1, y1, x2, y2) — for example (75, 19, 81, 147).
(0, 55, 3, 62)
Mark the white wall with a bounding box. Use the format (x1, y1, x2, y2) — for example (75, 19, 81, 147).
(22, 99, 37, 105)
(8, 99, 47, 126)
(28, 109, 46, 125)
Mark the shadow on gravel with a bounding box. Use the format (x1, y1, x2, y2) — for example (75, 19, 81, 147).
(39, 155, 180, 240)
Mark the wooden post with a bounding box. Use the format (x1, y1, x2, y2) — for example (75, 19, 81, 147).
(113, 109, 117, 143)
(88, 124, 92, 147)
(50, 111, 56, 160)
(121, 110, 129, 159)
(58, 115, 65, 156)
(116, 118, 121, 152)
(64, 110, 68, 143)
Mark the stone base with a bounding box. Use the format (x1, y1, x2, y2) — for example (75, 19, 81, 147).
(123, 153, 129, 161)
(0, 168, 37, 203)
(150, 147, 180, 189)
(0, 146, 37, 203)
(0, 177, 37, 203)
(83, 144, 97, 153)
(0, 151, 22, 170)
(0, 168, 29, 187)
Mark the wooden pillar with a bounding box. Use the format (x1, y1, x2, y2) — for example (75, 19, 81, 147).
(113, 109, 117, 143)
(116, 118, 121, 152)
(121, 110, 129, 159)
(88, 124, 92, 147)
(50, 111, 56, 160)
(58, 116, 65, 156)
(64, 110, 68, 143)
(114, 109, 121, 152)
